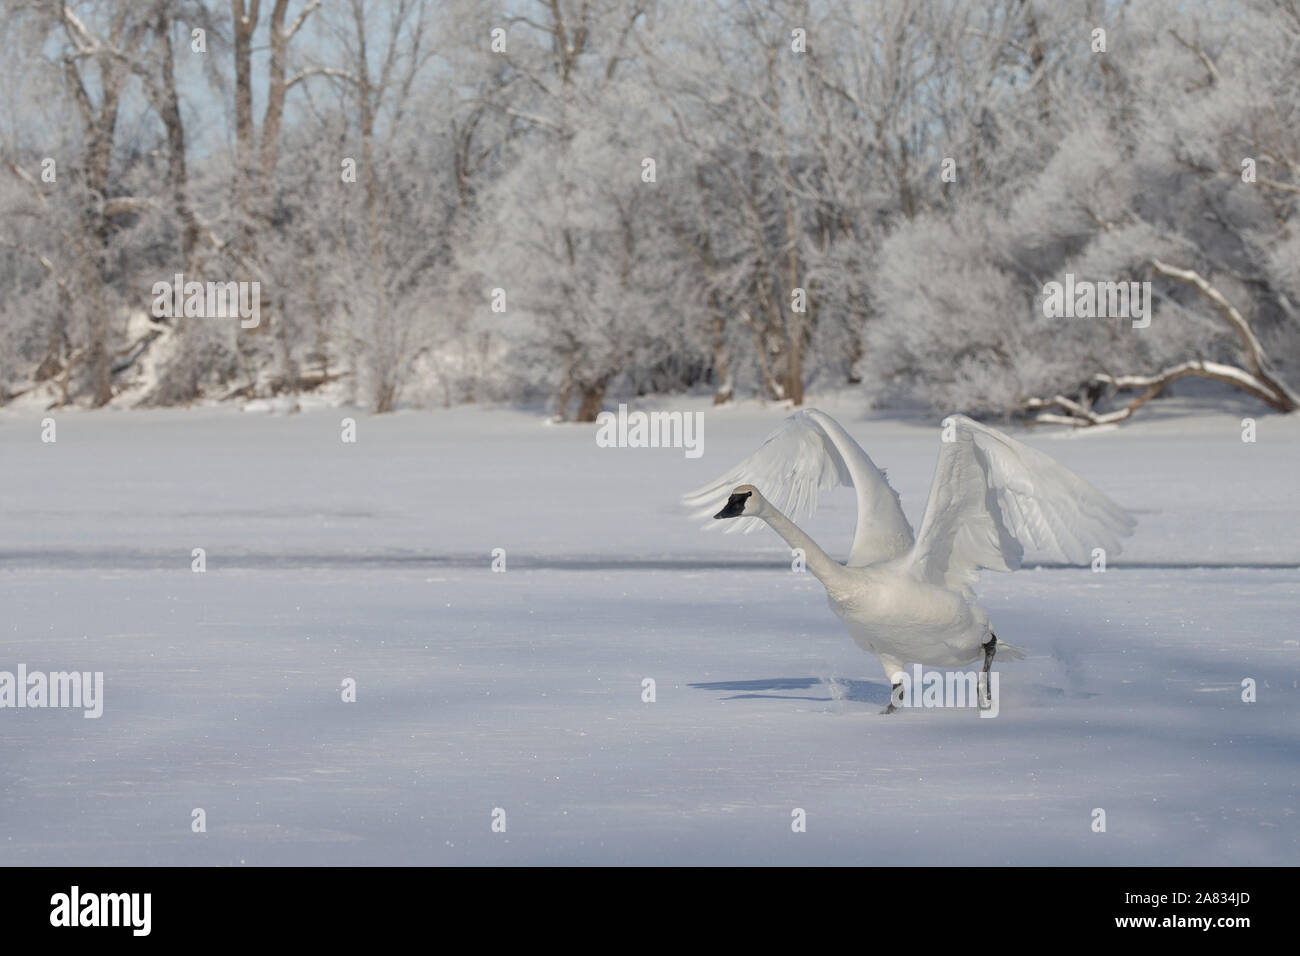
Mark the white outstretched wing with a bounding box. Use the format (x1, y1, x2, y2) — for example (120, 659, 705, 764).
(682, 409, 915, 566)
(905, 415, 1135, 597)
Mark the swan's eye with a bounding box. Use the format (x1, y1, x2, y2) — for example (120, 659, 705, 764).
(714, 491, 752, 519)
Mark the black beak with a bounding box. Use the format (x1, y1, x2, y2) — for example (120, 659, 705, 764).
(714, 491, 752, 519)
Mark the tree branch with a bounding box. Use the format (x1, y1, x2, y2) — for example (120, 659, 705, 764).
(1151, 258, 1300, 407)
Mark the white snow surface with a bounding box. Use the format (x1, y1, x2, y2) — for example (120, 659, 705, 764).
(1, 395, 1297, 865)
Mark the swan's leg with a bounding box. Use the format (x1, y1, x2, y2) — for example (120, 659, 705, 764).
(879, 655, 905, 715)
(979, 634, 997, 709)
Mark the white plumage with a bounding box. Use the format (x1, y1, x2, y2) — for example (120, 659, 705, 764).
(683, 409, 1135, 711)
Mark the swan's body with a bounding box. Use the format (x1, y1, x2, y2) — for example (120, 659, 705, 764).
(685, 410, 1135, 710)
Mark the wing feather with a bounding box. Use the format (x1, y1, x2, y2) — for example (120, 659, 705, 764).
(906, 415, 1136, 597)
(682, 409, 915, 565)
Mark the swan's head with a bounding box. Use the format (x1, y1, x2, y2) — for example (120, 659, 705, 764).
(714, 484, 761, 519)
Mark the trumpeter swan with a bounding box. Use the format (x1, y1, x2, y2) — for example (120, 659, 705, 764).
(684, 410, 1134, 713)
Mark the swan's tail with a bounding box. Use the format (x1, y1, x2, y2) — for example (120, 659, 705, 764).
(993, 636, 1026, 661)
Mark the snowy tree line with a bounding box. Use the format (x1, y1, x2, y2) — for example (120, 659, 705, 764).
(1, 0, 1297, 422)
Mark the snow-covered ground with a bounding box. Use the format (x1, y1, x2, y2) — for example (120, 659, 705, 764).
(1, 395, 1297, 865)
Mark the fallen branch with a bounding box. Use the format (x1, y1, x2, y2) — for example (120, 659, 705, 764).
(1023, 260, 1298, 425)
(1022, 359, 1293, 426)
(1150, 259, 1300, 409)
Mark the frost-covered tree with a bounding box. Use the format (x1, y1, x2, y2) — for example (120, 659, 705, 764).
(865, 0, 1300, 423)
(457, 0, 681, 420)
(1, 0, 1295, 422)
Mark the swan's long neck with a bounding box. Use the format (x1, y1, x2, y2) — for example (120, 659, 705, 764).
(759, 505, 848, 592)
